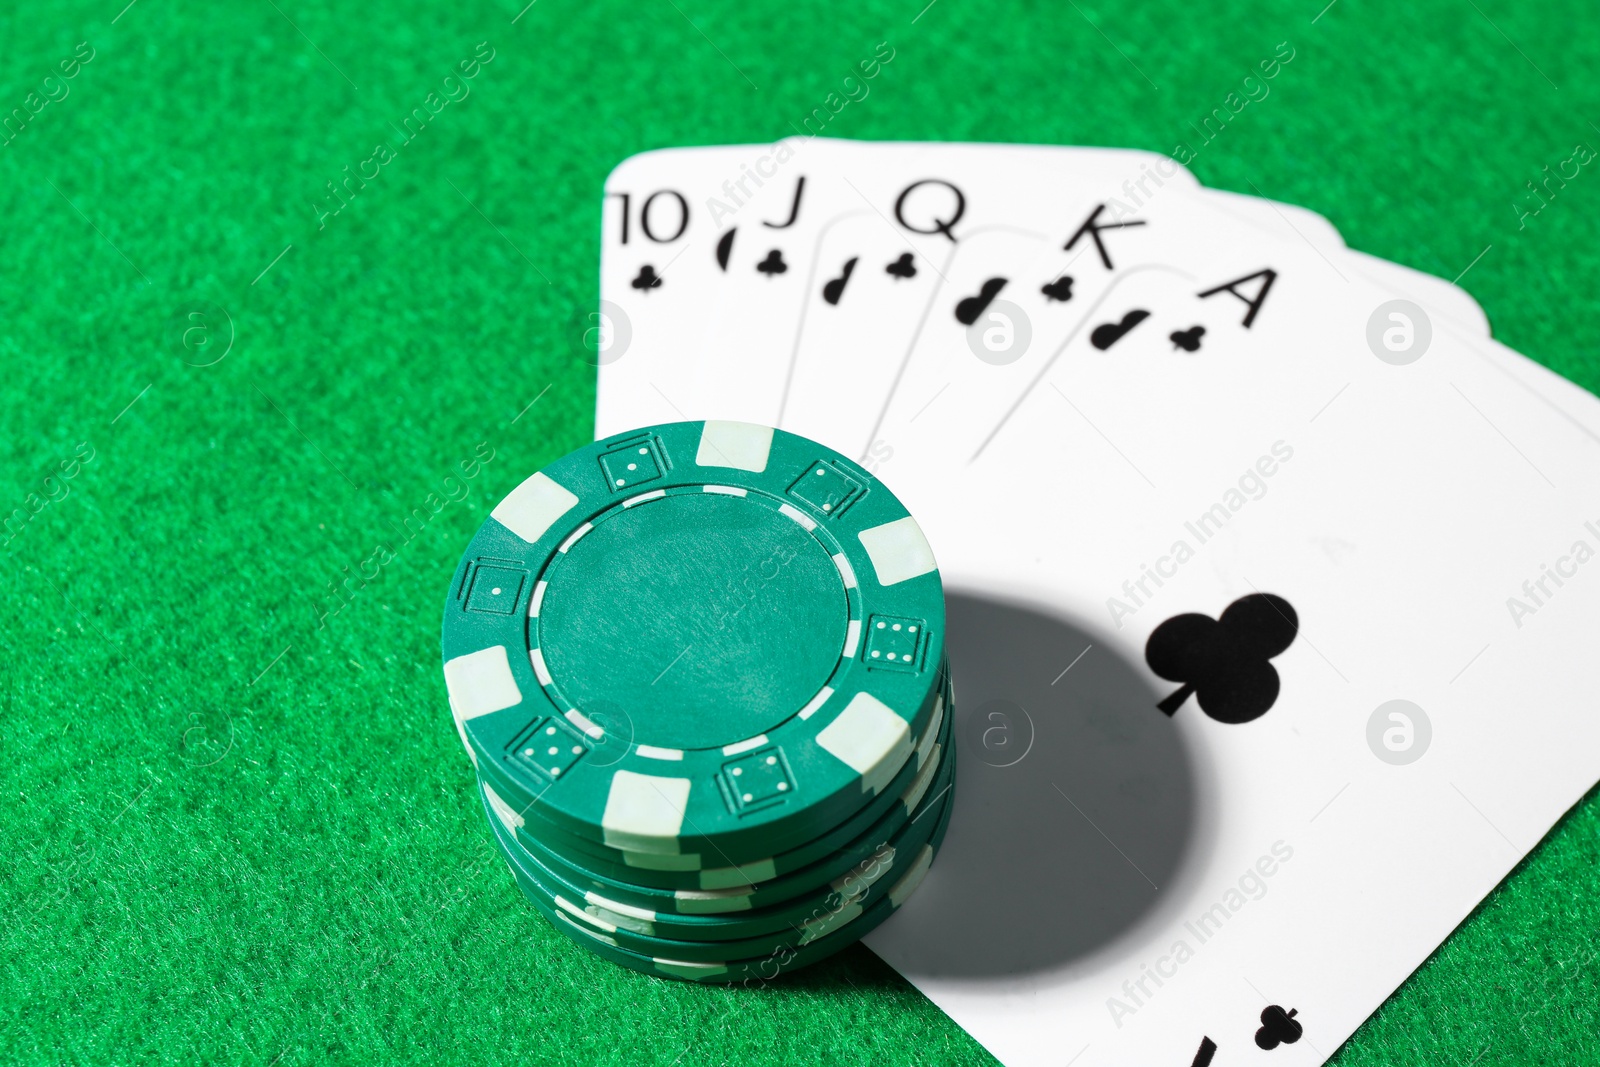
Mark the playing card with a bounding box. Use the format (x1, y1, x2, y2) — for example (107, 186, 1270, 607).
(862, 257, 1600, 1067)
(602, 141, 1532, 452)
(683, 187, 816, 424)
(776, 178, 1493, 467)
(865, 205, 1292, 470)
(596, 147, 744, 435)
(599, 140, 1207, 438)
(1191, 193, 1600, 447)
(1197, 192, 1600, 445)
(591, 139, 1600, 1067)
(769, 142, 1214, 456)
(774, 207, 954, 464)
(1199, 188, 1490, 335)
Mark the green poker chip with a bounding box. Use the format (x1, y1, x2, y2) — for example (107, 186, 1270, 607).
(472, 656, 948, 882)
(493, 761, 955, 982)
(486, 661, 950, 893)
(505, 670, 948, 907)
(484, 761, 953, 961)
(442, 420, 947, 862)
(484, 704, 954, 939)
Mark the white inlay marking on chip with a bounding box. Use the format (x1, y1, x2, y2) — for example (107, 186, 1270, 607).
(799, 901, 863, 944)
(842, 619, 861, 658)
(697, 857, 777, 891)
(622, 850, 701, 871)
(443, 646, 522, 722)
(623, 489, 666, 508)
(695, 421, 774, 472)
(482, 782, 524, 831)
(654, 959, 728, 980)
(722, 735, 768, 756)
(831, 845, 894, 896)
(565, 708, 604, 739)
(816, 692, 911, 795)
(917, 696, 945, 766)
(778, 503, 816, 531)
(554, 911, 614, 945)
(889, 844, 935, 906)
(702, 485, 747, 496)
(558, 522, 594, 554)
(491, 471, 579, 544)
(529, 580, 548, 617)
(585, 891, 657, 923)
(902, 743, 941, 811)
(857, 516, 938, 586)
(555, 894, 618, 933)
(798, 686, 834, 721)
(636, 745, 684, 761)
(528, 647, 552, 685)
(832, 552, 857, 589)
(602, 770, 690, 851)
(589, 905, 655, 937)
(674, 888, 755, 914)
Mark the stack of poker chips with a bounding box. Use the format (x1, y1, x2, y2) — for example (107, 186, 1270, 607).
(441, 420, 955, 982)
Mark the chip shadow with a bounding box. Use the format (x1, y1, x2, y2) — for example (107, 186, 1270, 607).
(862, 589, 1208, 979)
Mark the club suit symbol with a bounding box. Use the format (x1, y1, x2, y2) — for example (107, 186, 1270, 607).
(1144, 593, 1298, 723)
(1254, 1005, 1303, 1050)
(1090, 309, 1150, 350)
(1040, 275, 1074, 302)
(886, 252, 917, 279)
(630, 265, 663, 292)
(756, 249, 788, 276)
(822, 257, 858, 305)
(955, 277, 1008, 325)
(1170, 325, 1205, 352)
(715, 229, 736, 270)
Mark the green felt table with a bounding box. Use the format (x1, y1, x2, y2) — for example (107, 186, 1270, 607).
(4, 1, 1599, 1064)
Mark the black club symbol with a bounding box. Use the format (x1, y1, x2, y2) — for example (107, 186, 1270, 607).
(886, 252, 917, 279)
(1170, 325, 1205, 352)
(1040, 275, 1074, 302)
(1144, 593, 1298, 723)
(1255, 1005, 1304, 1050)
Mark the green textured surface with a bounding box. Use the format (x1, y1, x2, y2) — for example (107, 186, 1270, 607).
(3, 1, 1597, 1065)
(538, 491, 848, 751)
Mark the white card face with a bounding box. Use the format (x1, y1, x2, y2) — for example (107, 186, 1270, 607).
(1462, 332, 1600, 447)
(780, 181, 1500, 469)
(863, 260, 1600, 1067)
(775, 208, 954, 462)
(1199, 186, 1492, 338)
(775, 149, 1200, 460)
(598, 143, 850, 435)
(1193, 192, 1600, 448)
(592, 140, 1600, 1067)
(869, 210, 1297, 470)
(599, 140, 1206, 439)
(794, 222, 1065, 462)
(596, 148, 744, 435)
(1341, 249, 1489, 336)
(686, 170, 831, 426)
(1195, 191, 1600, 445)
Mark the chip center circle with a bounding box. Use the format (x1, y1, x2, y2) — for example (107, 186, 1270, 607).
(536, 492, 849, 751)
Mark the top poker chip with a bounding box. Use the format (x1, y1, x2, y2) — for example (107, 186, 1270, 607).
(441, 420, 946, 863)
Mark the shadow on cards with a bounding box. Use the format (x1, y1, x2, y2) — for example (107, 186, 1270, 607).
(865, 591, 1204, 978)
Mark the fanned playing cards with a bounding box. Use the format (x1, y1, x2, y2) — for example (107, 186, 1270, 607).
(591, 138, 1600, 1066)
